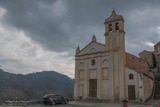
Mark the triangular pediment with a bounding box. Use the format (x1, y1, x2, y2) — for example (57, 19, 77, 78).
(77, 42, 105, 55)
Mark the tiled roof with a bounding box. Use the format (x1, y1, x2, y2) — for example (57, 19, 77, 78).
(126, 52, 154, 79)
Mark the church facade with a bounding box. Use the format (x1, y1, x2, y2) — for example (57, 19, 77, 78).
(74, 10, 154, 102)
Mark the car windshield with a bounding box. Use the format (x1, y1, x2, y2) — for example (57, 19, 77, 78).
(43, 94, 54, 98)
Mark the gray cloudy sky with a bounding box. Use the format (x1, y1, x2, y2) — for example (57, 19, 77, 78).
(0, 0, 160, 78)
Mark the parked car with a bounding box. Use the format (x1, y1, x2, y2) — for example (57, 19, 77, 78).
(42, 94, 69, 105)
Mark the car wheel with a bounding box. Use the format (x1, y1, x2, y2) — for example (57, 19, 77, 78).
(51, 101, 55, 105)
(65, 100, 68, 104)
(43, 102, 47, 105)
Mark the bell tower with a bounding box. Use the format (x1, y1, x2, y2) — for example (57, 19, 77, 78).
(104, 9, 125, 51)
(104, 10, 126, 101)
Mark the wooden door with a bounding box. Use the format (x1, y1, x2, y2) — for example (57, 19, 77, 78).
(89, 79, 97, 97)
(128, 85, 136, 100)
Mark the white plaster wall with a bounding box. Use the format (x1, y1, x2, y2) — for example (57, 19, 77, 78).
(102, 56, 109, 68)
(103, 68, 109, 77)
(97, 56, 101, 99)
(109, 36, 112, 50)
(103, 80, 109, 100)
(79, 85, 84, 97)
(84, 59, 88, 98)
(138, 73, 144, 99)
(79, 71, 84, 80)
(126, 68, 138, 99)
(114, 52, 119, 99)
(79, 80, 84, 85)
(90, 69, 97, 79)
(74, 59, 79, 99)
(109, 51, 114, 100)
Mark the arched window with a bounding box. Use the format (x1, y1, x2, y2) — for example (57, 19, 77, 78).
(79, 62, 84, 68)
(102, 59, 109, 67)
(115, 22, 119, 31)
(129, 74, 134, 80)
(109, 24, 112, 32)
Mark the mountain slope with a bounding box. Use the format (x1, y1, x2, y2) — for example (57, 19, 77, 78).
(0, 69, 74, 100)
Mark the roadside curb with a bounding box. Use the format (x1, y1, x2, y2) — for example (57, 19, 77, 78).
(69, 101, 159, 107)
(69, 101, 122, 107)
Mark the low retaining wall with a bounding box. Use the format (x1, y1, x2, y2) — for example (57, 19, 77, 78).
(1, 100, 43, 106)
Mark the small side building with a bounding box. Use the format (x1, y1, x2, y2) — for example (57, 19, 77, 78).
(126, 53, 154, 101)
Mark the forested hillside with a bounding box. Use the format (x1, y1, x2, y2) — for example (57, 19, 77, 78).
(0, 69, 74, 100)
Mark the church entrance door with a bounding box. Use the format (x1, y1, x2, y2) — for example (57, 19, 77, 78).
(128, 85, 136, 100)
(89, 79, 97, 97)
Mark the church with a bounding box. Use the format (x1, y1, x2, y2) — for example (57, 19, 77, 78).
(74, 10, 154, 102)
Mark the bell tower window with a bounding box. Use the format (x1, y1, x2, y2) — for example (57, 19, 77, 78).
(116, 22, 119, 31)
(109, 24, 112, 32)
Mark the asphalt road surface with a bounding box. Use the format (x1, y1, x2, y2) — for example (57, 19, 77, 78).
(1, 100, 159, 107)
(0, 103, 155, 107)
(0, 104, 91, 107)
(36, 104, 90, 107)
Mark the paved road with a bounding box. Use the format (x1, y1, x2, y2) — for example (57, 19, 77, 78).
(0, 104, 91, 107)
(0, 100, 158, 107)
(0, 104, 155, 107)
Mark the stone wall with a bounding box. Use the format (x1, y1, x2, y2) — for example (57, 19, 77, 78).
(143, 75, 154, 102)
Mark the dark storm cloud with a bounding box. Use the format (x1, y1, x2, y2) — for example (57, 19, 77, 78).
(0, 0, 160, 54)
(0, 0, 71, 52)
(0, 0, 160, 77)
